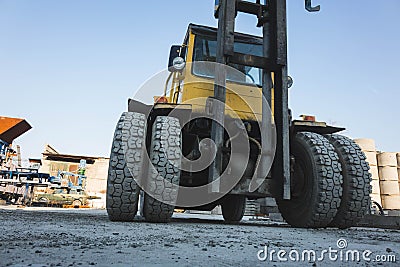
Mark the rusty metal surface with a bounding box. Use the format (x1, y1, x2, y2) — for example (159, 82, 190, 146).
(0, 117, 32, 144)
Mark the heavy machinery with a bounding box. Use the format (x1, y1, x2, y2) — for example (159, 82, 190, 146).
(0, 117, 32, 169)
(106, 0, 371, 228)
(28, 162, 91, 207)
(0, 117, 52, 205)
(0, 164, 94, 207)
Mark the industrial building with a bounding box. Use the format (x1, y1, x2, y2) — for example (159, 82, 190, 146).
(39, 144, 109, 208)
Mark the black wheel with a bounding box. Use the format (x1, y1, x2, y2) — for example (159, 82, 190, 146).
(106, 112, 146, 222)
(325, 134, 372, 229)
(221, 195, 246, 223)
(276, 132, 343, 228)
(72, 199, 82, 208)
(143, 116, 181, 223)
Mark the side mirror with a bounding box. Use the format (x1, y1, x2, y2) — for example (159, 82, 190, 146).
(168, 45, 186, 72)
(287, 76, 294, 89)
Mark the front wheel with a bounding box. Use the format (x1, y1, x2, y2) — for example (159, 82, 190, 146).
(276, 132, 343, 228)
(106, 112, 147, 222)
(325, 134, 372, 229)
(143, 116, 182, 223)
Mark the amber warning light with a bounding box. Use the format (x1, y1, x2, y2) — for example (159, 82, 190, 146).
(300, 115, 316, 122)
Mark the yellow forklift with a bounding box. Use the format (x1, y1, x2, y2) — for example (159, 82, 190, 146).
(106, 0, 371, 229)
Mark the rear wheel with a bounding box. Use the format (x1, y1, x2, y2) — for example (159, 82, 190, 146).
(143, 116, 181, 223)
(325, 134, 372, 229)
(221, 195, 246, 223)
(106, 112, 146, 222)
(276, 132, 343, 228)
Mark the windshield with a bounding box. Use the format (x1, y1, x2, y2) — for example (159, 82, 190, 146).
(192, 35, 263, 86)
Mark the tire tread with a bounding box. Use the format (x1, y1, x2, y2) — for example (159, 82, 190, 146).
(106, 112, 146, 222)
(325, 134, 372, 229)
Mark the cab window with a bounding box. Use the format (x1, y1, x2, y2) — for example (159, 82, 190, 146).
(192, 35, 263, 86)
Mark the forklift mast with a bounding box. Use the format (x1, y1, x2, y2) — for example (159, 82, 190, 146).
(209, 0, 320, 199)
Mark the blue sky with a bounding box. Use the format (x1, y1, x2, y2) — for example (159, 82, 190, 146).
(0, 0, 399, 159)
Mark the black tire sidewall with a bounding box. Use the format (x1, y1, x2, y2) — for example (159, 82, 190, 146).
(221, 195, 246, 222)
(278, 134, 319, 225)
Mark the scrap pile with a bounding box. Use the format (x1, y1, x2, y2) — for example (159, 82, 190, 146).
(0, 116, 97, 207)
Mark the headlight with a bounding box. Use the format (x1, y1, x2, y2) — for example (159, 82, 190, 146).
(173, 57, 186, 71)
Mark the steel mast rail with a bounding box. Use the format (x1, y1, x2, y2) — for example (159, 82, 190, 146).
(209, 0, 319, 199)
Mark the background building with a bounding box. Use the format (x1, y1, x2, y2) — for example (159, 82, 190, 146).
(39, 145, 109, 208)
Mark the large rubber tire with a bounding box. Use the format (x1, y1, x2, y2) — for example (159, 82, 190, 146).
(106, 112, 146, 222)
(221, 195, 246, 223)
(143, 116, 181, 223)
(276, 132, 343, 228)
(325, 134, 372, 229)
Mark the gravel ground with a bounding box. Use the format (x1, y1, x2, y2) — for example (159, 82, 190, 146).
(0, 206, 399, 267)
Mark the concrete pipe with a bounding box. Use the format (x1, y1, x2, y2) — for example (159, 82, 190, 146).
(381, 195, 400, 210)
(377, 152, 398, 167)
(370, 166, 379, 181)
(380, 180, 400, 195)
(371, 179, 381, 195)
(354, 138, 376, 152)
(364, 151, 378, 167)
(397, 153, 400, 168)
(379, 166, 399, 181)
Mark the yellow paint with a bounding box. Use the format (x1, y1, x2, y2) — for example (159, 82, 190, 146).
(166, 30, 275, 122)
